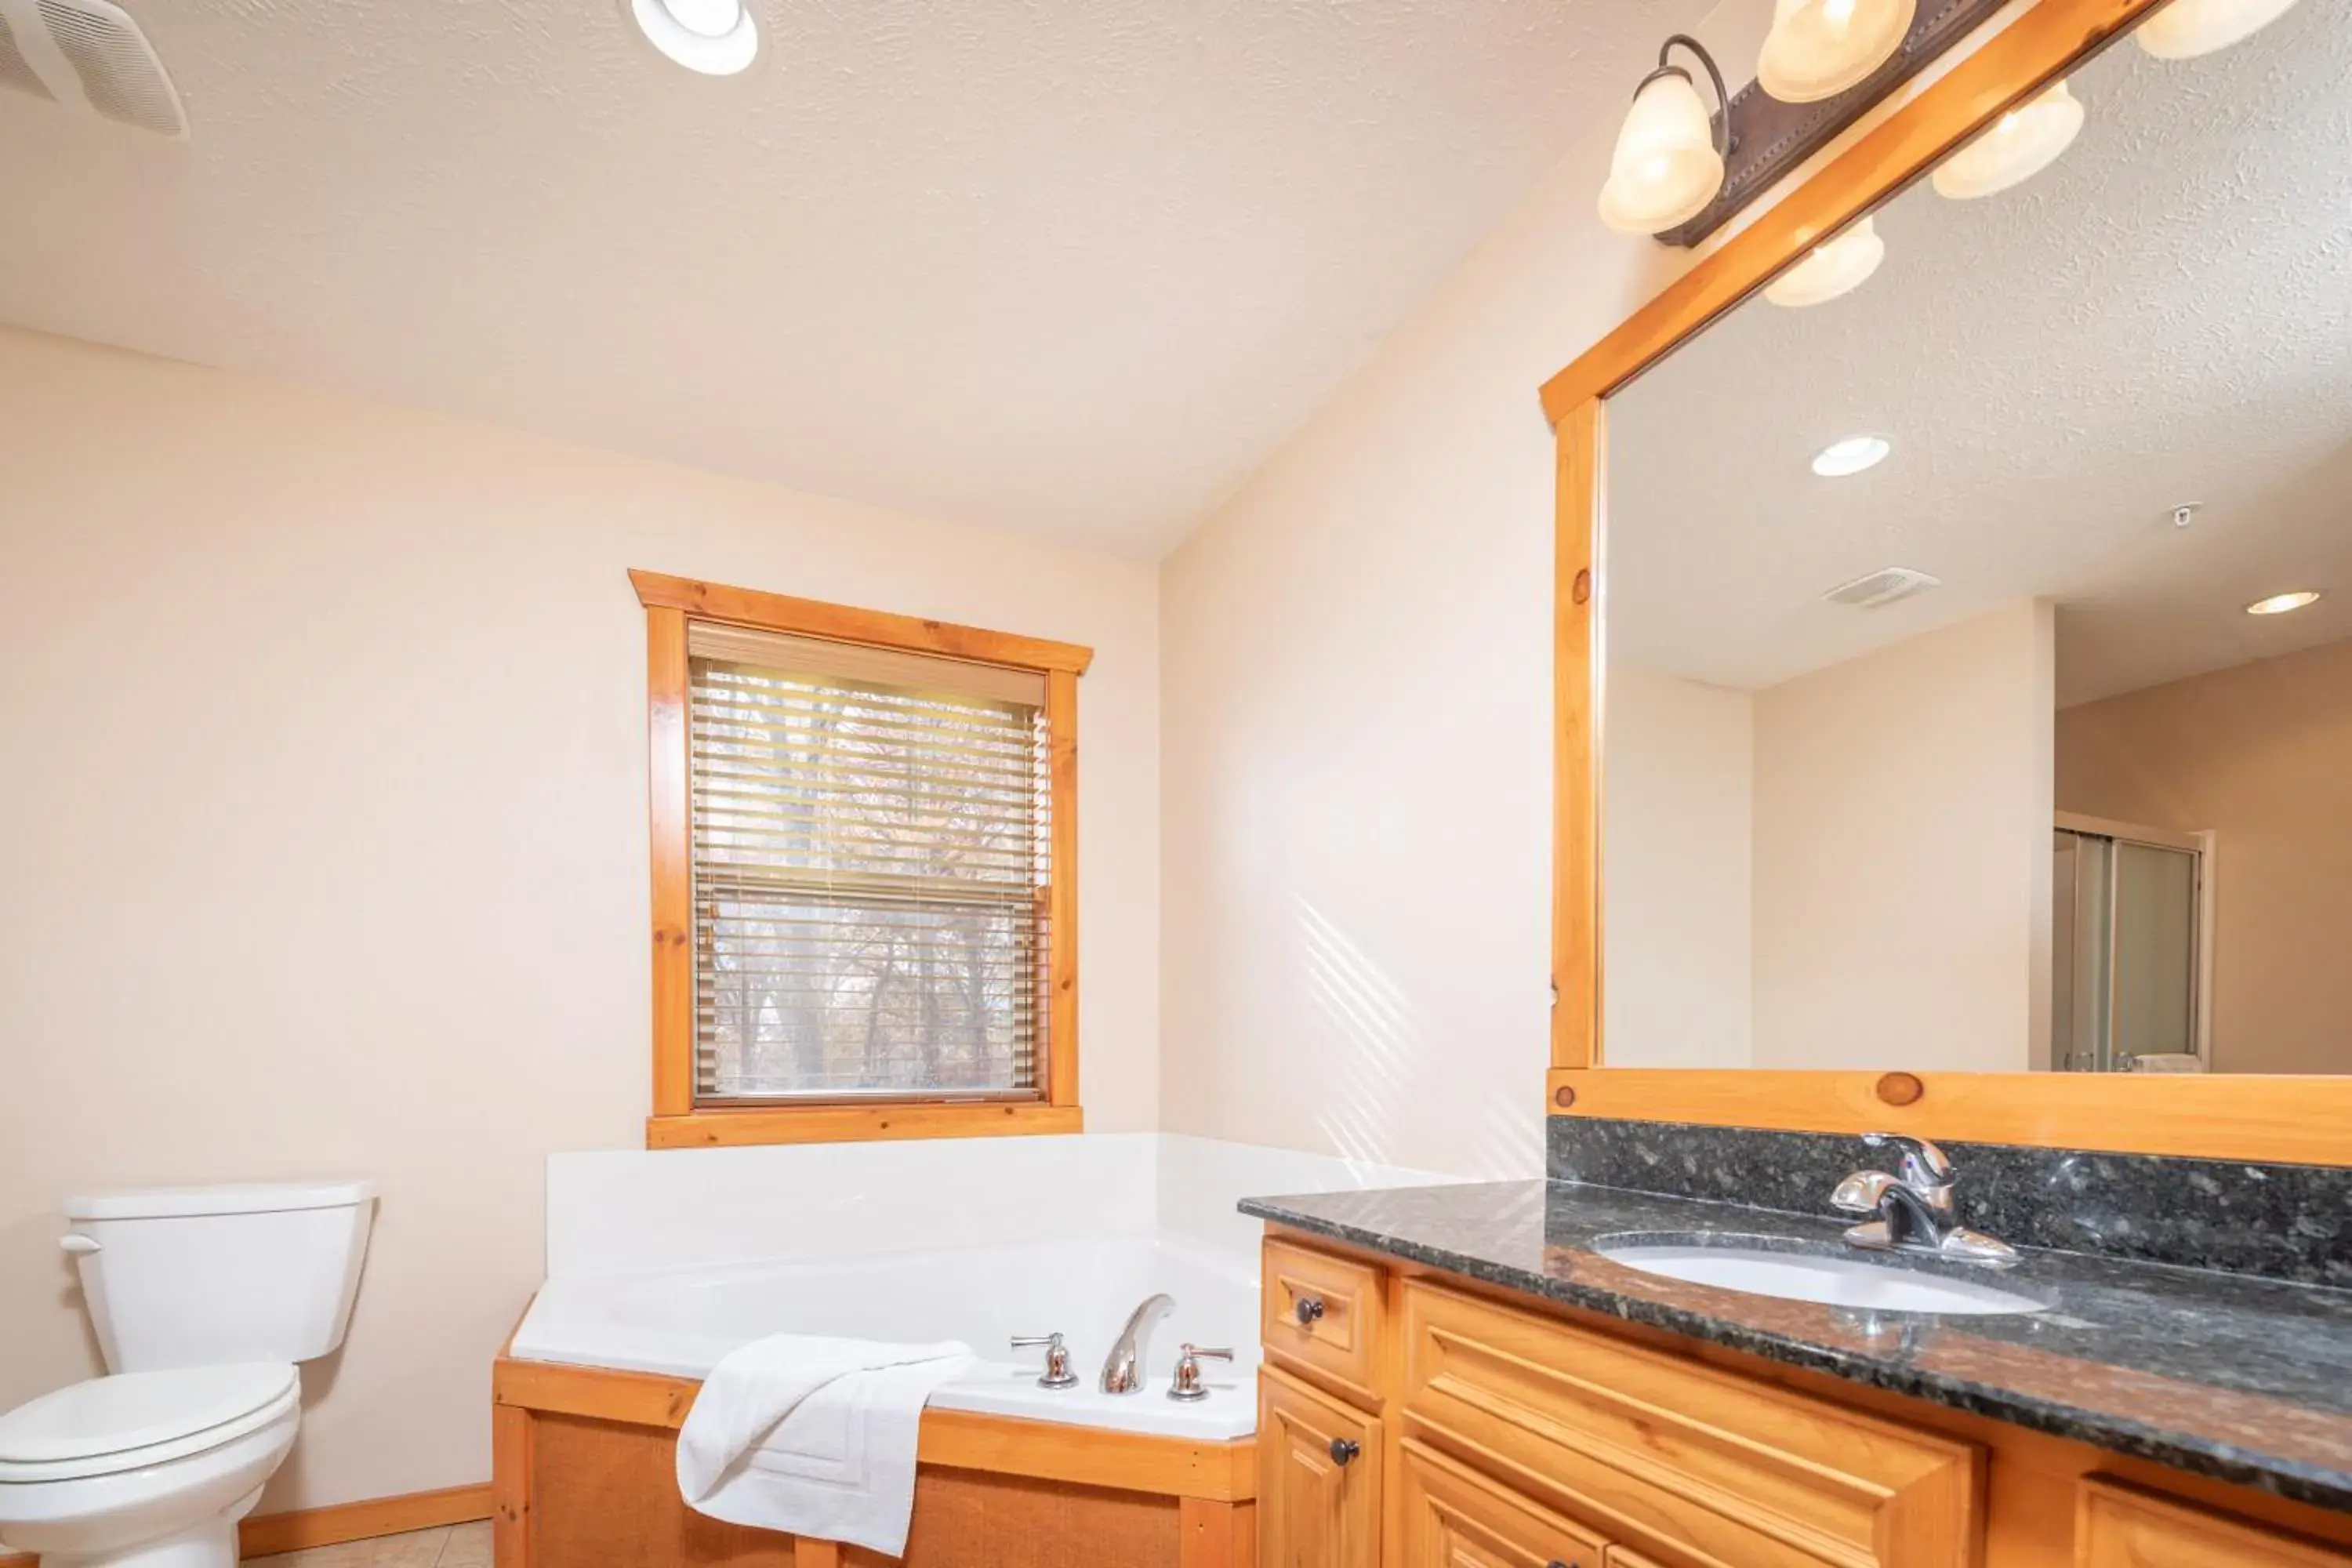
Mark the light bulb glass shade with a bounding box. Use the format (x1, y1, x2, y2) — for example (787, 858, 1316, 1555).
(2137, 0, 2300, 58)
(1598, 69, 1725, 235)
(1757, 0, 1917, 103)
(2246, 590, 2323, 615)
(628, 0, 758, 74)
(1930, 79, 2084, 199)
(1765, 216, 1887, 307)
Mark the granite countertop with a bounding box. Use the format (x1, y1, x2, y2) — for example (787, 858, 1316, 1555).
(1239, 1179, 2352, 1512)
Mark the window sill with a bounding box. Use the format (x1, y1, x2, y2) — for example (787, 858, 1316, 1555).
(644, 1102, 1083, 1149)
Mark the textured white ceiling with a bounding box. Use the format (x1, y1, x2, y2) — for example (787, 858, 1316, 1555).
(0, 0, 1707, 557)
(1609, 0, 2352, 704)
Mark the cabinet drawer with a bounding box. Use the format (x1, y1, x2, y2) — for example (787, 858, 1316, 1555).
(1261, 1364, 1381, 1568)
(1399, 1436, 1610, 1568)
(1398, 1279, 1979, 1568)
(2078, 1478, 2352, 1566)
(1263, 1236, 1387, 1406)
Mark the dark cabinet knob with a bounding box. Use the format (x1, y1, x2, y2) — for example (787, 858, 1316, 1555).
(1327, 1437, 1360, 1466)
(1294, 1296, 1327, 1325)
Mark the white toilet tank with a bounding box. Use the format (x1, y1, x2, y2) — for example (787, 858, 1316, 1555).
(61, 1180, 376, 1373)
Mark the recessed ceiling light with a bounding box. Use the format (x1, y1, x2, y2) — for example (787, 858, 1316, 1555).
(2245, 590, 2323, 615)
(1811, 435, 1891, 477)
(626, 0, 758, 75)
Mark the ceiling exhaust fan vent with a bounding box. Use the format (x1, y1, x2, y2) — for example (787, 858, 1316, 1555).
(1822, 566, 1942, 609)
(0, 0, 185, 137)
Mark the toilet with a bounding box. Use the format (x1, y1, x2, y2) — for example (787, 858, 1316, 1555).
(0, 1181, 376, 1568)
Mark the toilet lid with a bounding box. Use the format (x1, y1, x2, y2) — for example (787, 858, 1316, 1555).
(0, 1363, 297, 1466)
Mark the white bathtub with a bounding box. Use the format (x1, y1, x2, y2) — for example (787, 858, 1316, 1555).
(510, 1133, 1461, 1442)
(515, 1230, 1263, 1437)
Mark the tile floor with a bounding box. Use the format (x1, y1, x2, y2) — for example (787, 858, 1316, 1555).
(247, 1520, 490, 1568)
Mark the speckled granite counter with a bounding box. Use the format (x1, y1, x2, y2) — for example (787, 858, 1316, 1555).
(1238, 1180, 2352, 1513)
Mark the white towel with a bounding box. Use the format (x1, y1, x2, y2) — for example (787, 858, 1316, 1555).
(676, 1333, 976, 1557)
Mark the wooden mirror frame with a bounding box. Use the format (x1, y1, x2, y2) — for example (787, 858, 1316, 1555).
(1541, 0, 2352, 1167)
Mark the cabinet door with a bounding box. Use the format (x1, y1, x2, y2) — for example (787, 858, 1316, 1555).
(1260, 1366, 1381, 1568)
(2078, 1479, 2352, 1567)
(1398, 1437, 1610, 1568)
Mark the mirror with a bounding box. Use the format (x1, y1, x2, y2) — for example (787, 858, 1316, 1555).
(1601, 0, 2352, 1076)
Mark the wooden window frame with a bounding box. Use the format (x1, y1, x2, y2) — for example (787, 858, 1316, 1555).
(1538, 0, 2352, 1167)
(631, 569, 1092, 1149)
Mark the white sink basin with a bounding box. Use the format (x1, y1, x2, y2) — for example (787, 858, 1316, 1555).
(1599, 1241, 2045, 1316)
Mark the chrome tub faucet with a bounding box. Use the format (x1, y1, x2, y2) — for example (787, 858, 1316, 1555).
(1100, 1292, 1174, 1394)
(1832, 1133, 2019, 1265)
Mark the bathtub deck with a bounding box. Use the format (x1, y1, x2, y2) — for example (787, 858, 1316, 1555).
(491, 1349, 1256, 1568)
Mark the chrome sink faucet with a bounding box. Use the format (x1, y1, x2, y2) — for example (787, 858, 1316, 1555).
(1100, 1292, 1174, 1394)
(1832, 1133, 2018, 1265)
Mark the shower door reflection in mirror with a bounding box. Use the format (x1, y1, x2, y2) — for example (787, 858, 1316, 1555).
(1599, 0, 2352, 1076)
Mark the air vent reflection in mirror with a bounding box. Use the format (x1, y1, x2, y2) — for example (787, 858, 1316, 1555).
(1822, 567, 1941, 609)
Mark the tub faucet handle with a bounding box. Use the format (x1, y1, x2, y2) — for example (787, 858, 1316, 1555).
(1167, 1344, 1234, 1403)
(1010, 1332, 1080, 1390)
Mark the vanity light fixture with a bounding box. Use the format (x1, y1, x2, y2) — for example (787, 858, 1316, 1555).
(1931, 79, 2085, 199)
(1812, 434, 1892, 477)
(626, 0, 759, 75)
(2245, 590, 2323, 615)
(1765, 216, 1887, 307)
(1599, 35, 1732, 236)
(1758, 0, 1918, 103)
(2136, 0, 2302, 59)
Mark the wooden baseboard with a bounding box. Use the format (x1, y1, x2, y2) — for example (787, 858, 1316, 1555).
(240, 1481, 495, 1557)
(0, 1482, 494, 1567)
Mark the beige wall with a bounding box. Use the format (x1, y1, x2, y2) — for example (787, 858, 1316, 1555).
(1751, 601, 2054, 1072)
(0, 325, 1162, 1511)
(1148, 0, 2045, 1163)
(1156, 2, 1800, 1177)
(2057, 635, 2352, 1074)
(1602, 666, 1755, 1068)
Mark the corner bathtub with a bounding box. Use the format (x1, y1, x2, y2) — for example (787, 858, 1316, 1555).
(508, 1229, 1264, 1439)
(492, 1133, 1456, 1567)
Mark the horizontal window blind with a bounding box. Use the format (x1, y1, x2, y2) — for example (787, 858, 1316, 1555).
(686, 621, 1052, 1104)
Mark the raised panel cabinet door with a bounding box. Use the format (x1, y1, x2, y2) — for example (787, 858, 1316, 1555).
(1398, 1437, 1610, 1568)
(1260, 1365, 1381, 1568)
(2078, 1479, 2352, 1566)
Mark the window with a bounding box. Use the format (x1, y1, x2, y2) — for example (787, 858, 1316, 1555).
(633, 571, 1089, 1147)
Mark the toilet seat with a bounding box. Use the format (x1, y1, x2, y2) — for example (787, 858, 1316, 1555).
(0, 1365, 299, 1483)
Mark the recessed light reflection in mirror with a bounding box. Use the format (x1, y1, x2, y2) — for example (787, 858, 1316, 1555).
(1810, 435, 1891, 477)
(2246, 590, 2325, 615)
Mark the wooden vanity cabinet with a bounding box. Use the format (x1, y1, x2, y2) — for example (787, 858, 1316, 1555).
(1256, 1231, 2352, 1568)
(1259, 1364, 1381, 1568)
(1397, 1436, 1610, 1568)
(2077, 1479, 2352, 1567)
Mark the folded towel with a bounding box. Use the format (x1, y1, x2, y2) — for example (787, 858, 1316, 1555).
(676, 1333, 976, 1557)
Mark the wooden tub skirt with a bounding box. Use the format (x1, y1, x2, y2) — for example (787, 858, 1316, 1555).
(491, 1356, 1257, 1568)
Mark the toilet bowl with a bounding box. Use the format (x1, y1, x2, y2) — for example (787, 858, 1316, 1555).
(0, 1181, 373, 1568)
(0, 1365, 301, 1568)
